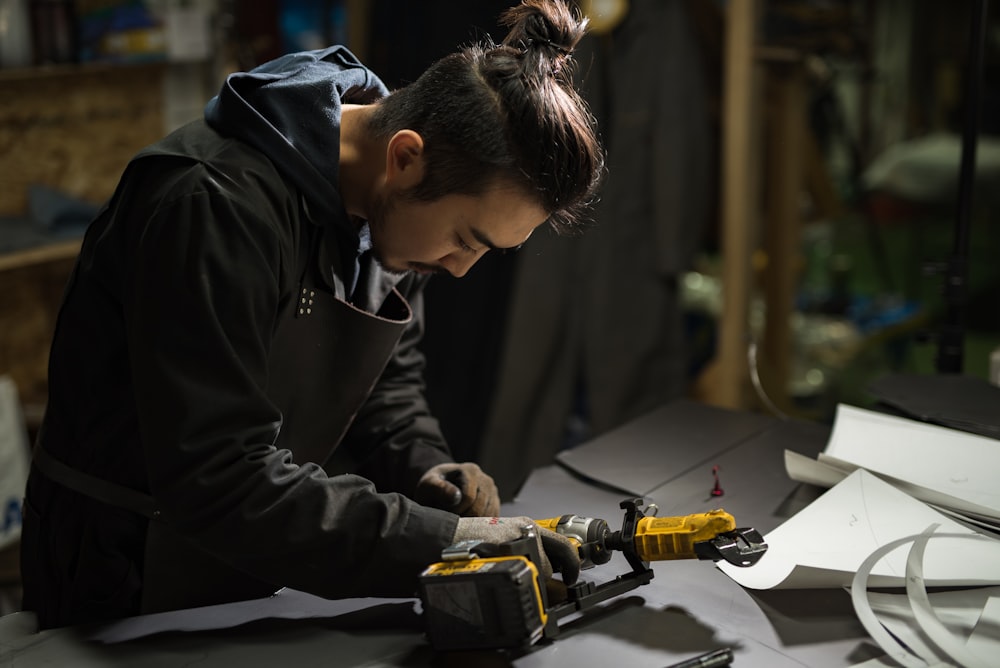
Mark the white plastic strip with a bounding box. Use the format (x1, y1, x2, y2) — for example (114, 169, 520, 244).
(851, 526, 1000, 668)
(967, 597, 1000, 656)
(851, 529, 938, 668)
(866, 587, 1000, 665)
(905, 528, 995, 668)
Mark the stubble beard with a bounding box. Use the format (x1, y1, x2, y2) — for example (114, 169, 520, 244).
(366, 191, 443, 277)
(366, 191, 409, 276)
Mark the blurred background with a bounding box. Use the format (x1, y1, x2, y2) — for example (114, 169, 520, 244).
(1, 0, 999, 607)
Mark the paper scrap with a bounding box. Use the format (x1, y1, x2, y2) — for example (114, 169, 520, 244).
(967, 597, 1000, 658)
(850, 529, 998, 668)
(868, 587, 1000, 667)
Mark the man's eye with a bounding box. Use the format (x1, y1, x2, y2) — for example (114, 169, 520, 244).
(457, 236, 475, 253)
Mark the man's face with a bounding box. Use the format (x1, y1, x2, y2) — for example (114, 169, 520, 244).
(367, 183, 547, 278)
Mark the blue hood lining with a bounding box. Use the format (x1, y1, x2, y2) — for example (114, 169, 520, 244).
(204, 46, 389, 225)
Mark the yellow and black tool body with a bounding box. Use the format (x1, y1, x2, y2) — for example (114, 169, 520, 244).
(538, 500, 768, 569)
(418, 498, 767, 652)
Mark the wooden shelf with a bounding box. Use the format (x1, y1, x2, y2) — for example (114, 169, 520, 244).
(0, 59, 167, 83)
(0, 240, 81, 273)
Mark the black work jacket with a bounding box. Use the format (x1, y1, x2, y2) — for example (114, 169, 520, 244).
(21, 120, 458, 627)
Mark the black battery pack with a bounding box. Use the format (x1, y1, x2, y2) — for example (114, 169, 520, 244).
(419, 556, 547, 651)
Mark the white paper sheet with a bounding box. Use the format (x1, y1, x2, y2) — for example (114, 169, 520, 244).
(717, 470, 1000, 590)
(786, 448, 1000, 530)
(784, 449, 851, 488)
(825, 405, 1000, 516)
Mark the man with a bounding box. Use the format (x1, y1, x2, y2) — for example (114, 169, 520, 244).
(21, 0, 603, 628)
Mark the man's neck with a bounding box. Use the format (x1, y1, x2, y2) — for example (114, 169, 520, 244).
(338, 104, 383, 222)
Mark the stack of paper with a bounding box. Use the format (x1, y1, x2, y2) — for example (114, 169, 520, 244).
(717, 404, 1000, 667)
(718, 404, 1000, 590)
(786, 404, 1000, 530)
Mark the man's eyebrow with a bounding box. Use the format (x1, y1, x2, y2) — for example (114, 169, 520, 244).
(471, 227, 525, 252)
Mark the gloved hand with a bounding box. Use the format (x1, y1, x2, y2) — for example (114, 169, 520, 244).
(452, 516, 581, 585)
(414, 462, 500, 517)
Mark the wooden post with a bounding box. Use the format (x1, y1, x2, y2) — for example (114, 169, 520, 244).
(346, 0, 371, 62)
(762, 58, 807, 410)
(703, 0, 760, 409)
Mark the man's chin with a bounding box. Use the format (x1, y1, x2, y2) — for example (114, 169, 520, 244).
(384, 265, 411, 277)
(372, 254, 420, 277)
(379, 264, 411, 278)
(372, 251, 443, 277)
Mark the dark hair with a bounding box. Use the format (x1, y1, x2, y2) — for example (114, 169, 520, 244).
(367, 0, 604, 234)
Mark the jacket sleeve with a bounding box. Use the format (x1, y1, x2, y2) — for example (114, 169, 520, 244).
(340, 274, 455, 497)
(126, 169, 457, 598)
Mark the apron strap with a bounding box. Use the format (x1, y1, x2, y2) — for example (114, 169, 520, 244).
(32, 443, 160, 520)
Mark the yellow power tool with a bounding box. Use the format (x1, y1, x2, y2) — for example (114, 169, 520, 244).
(418, 498, 767, 651)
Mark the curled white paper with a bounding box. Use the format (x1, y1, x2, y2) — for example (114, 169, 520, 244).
(851, 526, 1000, 668)
(852, 528, 940, 668)
(905, 528, 995, 668)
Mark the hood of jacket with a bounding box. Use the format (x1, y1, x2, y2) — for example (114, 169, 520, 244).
(203, 46, 389, 225)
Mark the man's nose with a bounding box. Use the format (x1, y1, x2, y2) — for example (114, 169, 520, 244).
(441, 250, 485, 278)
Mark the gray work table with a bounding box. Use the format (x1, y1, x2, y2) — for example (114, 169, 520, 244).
(0, 401, 882, 667)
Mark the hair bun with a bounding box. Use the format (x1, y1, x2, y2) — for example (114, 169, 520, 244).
(525, 36, 573, 57)
(500, 0, 588, 71)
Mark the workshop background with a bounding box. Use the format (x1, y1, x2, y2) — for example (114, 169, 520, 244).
(1, 0, 999, 616)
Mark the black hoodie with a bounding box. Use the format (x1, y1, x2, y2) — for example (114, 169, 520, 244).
(23, 47, 458, 629)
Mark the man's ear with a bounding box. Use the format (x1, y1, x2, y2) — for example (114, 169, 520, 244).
(385, 130, 425, 191)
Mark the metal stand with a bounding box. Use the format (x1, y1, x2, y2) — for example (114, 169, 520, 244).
(934, 0, 990, 373)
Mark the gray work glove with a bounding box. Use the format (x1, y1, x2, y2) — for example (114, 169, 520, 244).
(453, 516, 581, 585)
(414, 462, 500, 517)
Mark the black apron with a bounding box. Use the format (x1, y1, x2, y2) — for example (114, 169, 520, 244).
(33, 272, 413, 614)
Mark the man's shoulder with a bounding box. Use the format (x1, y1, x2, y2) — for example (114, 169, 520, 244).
(129, 120, 297, 211)
(139, 120, 281, 178)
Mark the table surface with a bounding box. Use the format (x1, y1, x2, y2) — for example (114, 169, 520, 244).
(0, 400, 884, 667)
